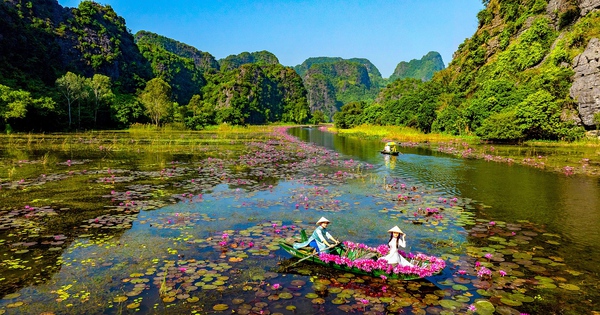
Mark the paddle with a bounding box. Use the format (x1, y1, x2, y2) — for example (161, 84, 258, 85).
(286, 242, 340, 269)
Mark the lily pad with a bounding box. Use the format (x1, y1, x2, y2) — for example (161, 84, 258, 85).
(113, 296, 128, 303)
(500, 298, 522, 306)
(311, 297, 325, 304)
(213, 304, 229, 311)
(474, 299, 495, 315)
(279, 292, 293, 299)
(439, 299, 461, 309)
(126, 302, 140, 309)
(559, 283, 580, 291)
(2, 293, 21, 300)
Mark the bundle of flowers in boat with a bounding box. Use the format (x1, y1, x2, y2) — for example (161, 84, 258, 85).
(319, 241, 445, 279)
(340, 241, 389, 259)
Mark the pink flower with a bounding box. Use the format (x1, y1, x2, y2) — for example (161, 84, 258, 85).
(380, 275, 387, 281)
(477, 266, 492, 278)
(489, 221, 496, 226)
(499, 270, 507, 277)
(272, 283, 280, 290)
(468, 304, 476, 312)
(484, 253, 492, 259)
(475, 261, 481, 267)
(458, 270, 466, 275)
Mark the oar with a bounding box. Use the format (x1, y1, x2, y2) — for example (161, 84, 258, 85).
(286, 243, 340, 269)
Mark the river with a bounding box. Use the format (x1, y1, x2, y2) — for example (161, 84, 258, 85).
(289, 126, 600, 276)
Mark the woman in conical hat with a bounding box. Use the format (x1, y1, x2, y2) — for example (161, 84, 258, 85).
(293, 217, 339, 253)
(381, 226, 413, 266)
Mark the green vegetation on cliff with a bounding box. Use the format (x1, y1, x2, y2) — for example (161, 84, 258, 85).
(218, 51, 280, 72)
(135, 31, 207, 104)
(296, 58, 383, 120)
(0, 1, 309, 131)
(334, 0, 597, 142)
(389, 51, 445, 82)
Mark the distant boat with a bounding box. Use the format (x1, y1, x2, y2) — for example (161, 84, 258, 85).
(381, 150, 400, 156)
(381, 141, 401, 155)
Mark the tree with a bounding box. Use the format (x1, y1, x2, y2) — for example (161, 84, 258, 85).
(0, 84, 55, 132)
(110, 93, 145, 128)
(87, 74, 114, 127)
(139, 78, 172, 126)
(0, 85, 29, 123)
(310, 110, 326, 125)
(56, 72, 86, 129)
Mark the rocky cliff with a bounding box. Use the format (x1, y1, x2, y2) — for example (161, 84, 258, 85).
(570, 37, 600, 126)
(389, 51, 445, 82)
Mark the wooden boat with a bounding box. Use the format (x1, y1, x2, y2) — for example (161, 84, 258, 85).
(381, 141, 401, 155)
(279, 232, 445, 280)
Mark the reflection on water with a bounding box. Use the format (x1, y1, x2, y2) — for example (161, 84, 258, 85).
(289, 127, 600, 274)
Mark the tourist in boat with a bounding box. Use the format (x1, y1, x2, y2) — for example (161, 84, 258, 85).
(293, 217, 339, 253)
(381, 226, 413, 266)
(384, 144, 391, 153)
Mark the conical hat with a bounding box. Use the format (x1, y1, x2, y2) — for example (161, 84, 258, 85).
(316, 217, 330, 224)
(388, 226, 403, 233)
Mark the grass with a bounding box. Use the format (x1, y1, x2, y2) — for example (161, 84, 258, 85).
(329, 124, 480, 143)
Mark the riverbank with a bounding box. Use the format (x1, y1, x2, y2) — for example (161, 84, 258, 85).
(325, 124, 600, 177)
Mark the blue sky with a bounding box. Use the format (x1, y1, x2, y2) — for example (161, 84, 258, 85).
(57, 0, 483, 78)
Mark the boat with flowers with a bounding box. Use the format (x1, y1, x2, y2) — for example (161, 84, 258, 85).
(279, 233, 445, 280)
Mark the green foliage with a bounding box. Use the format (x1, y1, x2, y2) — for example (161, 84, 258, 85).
(110, 93, 146, 128)
(219, 51, 279, 72)
(302, 60, 378, 119)
(559, 6, 580, 29)
(309, 110, 326, 125)
(465, 79, 531, 131)
(594, 112, 600, 130)
(0, 84, 55, 132)
(0, 84, 30, 122)
(135, 30, 219, 73)
(137, 39, 205, 104)
(482, 17, 557, 79)
(139, 78, 172, 126)
(476, 109, 523, 141)
(514, 90, 575, 140)
(88, 74, 114, 127)
(56, 72, 87, 128)
(389, 52, 445, 82)
(200, 63, 309, 125)
(477, 9, 493, 27)
(333, 101, 365, 129)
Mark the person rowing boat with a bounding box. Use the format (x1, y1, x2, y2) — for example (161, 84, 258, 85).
(293, 217, 339, 253)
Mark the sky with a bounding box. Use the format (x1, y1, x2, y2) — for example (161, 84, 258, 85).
(57, 0, 483, 78)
